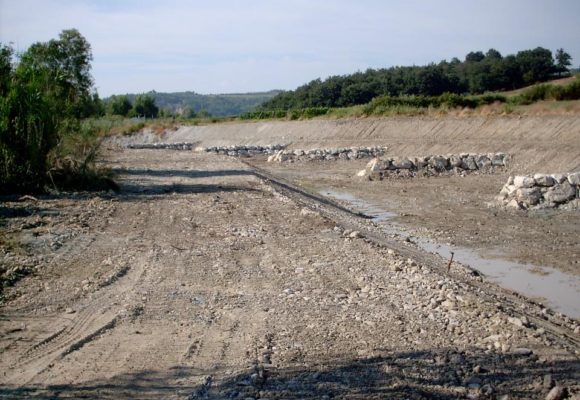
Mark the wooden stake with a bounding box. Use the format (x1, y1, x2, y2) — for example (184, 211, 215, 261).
(447, 251, 455, 273)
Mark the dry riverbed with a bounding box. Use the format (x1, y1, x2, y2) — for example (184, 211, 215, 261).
(1, 149, 579, 399)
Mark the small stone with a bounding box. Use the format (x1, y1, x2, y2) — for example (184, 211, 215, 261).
(349, 231, 362, 239)
(442, 300, 457, 309)
(65, 307, 75, 314)
(506, 199, 522, 209)
(545, 386, 567, 400)
(511, 348, 533, 356)
(543, 374, 555, 390)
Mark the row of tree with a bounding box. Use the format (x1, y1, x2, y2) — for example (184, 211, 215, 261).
(106, 94, 159, 118)
(260, 47, 573, 110)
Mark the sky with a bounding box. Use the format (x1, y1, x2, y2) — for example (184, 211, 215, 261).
(1, 0, 579, 97)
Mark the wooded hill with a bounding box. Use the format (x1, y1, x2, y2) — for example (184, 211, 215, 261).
(260, 47, 574, 111)
(122, 90, 281, 117)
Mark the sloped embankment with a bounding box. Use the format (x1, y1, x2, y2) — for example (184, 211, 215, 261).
(113, 115, 580, 173)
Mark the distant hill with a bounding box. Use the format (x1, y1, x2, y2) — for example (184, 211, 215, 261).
(123, 90, 281, 117)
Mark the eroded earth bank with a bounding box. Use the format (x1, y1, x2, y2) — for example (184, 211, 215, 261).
(1, 115, 579, 399)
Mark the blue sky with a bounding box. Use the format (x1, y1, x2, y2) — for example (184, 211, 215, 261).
(1, 0, 579, 96)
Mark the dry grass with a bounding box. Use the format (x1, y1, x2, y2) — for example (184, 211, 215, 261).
(501, 75, 578, 97)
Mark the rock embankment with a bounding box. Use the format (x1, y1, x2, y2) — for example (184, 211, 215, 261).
(127, 143, 286, 155)
(496, 172, 579, 210)
(267, 146, 388, 162)
(358, 153, 510, 179)
(127, 142, 197, 150)
(203, 144, 285, 157)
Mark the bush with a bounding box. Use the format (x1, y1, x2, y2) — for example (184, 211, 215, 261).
(0, 30, 101, 194)
(47, 122, 116, 192)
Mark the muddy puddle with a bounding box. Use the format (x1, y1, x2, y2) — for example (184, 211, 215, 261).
(321, 189, 580, 319)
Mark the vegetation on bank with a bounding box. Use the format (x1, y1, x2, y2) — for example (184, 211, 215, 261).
(260, 47, 574, 111)
(240, 77, 580, 120)
(0, 30, 112, 194)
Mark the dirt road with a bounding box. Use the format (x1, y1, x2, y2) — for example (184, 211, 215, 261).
(1, 149, 579, 399)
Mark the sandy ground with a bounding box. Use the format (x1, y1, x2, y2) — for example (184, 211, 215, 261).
(1, 148, 579, 399)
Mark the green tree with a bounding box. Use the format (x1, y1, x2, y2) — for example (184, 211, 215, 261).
(555, 48, 572, 76)
(465, 51, 485, 63)
(0, 29, 95, 192)
(132, 94, 159, 118)
(107, 95, 132, 116)
(18, 29, 94, 117)
(516, 47, 555, 84)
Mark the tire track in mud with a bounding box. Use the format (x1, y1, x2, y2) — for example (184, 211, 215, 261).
(3, 211, 154, 385)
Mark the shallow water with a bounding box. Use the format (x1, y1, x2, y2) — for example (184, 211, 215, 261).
(321, 189, 580, 319)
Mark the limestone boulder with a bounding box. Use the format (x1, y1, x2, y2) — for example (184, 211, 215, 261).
(513, 176, 535, 189)
(475, 155, 492, 170)
(544, 182, 576, 204)
(449, 155, 463, 168)
(567, 172, 580, 185)
(533, 174, 556, 187)
(551, 174, 567, 184)
(516, 187, 542, 206)
(392, 158, 414, 169)
(462, 156, 478, 170)
(429, 156, 449, 171)
(490, 153, 507, 166)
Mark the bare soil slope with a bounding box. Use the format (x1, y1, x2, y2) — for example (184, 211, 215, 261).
(112, 115, 580, 172)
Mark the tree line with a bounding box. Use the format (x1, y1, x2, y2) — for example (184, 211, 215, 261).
(106, 90, 281, 118)
(260, 47, 574, 110)
(105, 94, 159, 118)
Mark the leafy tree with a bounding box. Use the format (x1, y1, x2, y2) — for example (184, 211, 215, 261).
(516, 47, 555, 84)
(485, 48, 502, 60)
(107, 95, 132, 116)
(555, 48, 572, 76)
(465, 51, 485, 63)
(0, 29, 96, 192)
(18, 29, 94, 118)
(133, 94, 158, 118)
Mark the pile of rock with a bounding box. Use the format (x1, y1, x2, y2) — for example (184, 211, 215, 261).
(358, 153, 510, 179)
(203, 144, 284, 157)
(127, 142, 196, 150)
(496, 173, 579, 210)
(267, 146, 387, 163)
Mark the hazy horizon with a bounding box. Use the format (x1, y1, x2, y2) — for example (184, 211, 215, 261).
(2, 0, 579, 97)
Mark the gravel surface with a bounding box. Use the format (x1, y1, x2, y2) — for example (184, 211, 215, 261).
(0, 148, 578, 399)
